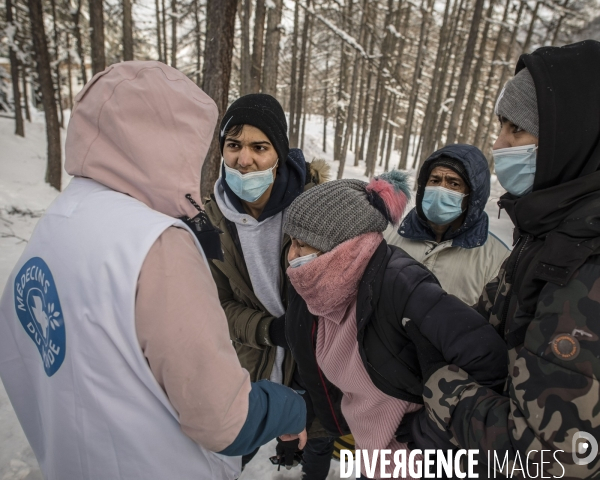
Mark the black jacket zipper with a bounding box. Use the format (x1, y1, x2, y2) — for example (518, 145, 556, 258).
(498, 235, 531, 337)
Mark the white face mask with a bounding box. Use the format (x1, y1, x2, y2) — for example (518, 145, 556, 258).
(289, 253, 318, 269)
(223, 160, 278, 203)
(492, 144, 537, 197)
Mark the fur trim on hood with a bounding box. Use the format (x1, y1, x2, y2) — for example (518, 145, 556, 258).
(65, 61, 218, 219)
(308, 158, 331, 185)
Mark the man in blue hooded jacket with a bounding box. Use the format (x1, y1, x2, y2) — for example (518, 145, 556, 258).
(385, 144, 509, 305)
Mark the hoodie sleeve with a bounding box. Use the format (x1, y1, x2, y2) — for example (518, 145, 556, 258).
(135, 227, 305, 453)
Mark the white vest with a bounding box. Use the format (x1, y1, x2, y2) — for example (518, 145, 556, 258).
(0, 178, 241, 480)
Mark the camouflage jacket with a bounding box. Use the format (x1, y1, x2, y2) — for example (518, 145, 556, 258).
(422, 245, 600, 479)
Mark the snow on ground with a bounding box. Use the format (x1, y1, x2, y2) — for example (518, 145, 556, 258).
(0, 112, 513, 480)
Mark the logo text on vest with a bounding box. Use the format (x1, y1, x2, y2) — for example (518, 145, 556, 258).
(14, 257, 66, 376)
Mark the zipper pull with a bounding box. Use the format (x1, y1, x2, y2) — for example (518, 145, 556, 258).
(497, 200, 502, 219)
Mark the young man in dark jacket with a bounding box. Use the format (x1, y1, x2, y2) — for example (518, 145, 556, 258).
(204, 93, 331, 476)
(406, 40, 600, 478)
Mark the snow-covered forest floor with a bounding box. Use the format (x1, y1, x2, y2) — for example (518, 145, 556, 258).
(0, 113, 513, 480)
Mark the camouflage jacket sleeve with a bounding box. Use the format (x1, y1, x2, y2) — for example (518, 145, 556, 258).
(423, 257, 600, 479)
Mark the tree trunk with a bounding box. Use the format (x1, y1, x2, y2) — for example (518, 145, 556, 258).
(445, 0, 485, 144)
(6, 0, 24, 136)
(200, 0, 238, 200)
(378, 92, 391, 167)
(123, 0, 134, 61)
(155, 0, 163, 61)
(365, 0, 401, 177)
(28, 0, 62, 190)
(288, 1, 300, 145)
(171, 0, 177, 68)
(432, 0, 469, 151)
(50, 0, 64, 128)
(66, 32, 74, 108)
(291, 0, 311, 147)
(399, 0, 432, 170)
(458, 0, 497, 143)
(194, 0, 202, 84)
(161, 0, 168, 63)
(261, 0, 282, 95)
(522, 1, 540, 53)
(333, 0, 354, 162)
(251, 0, 266, 93)
(73, 0, 87, 84)
(21, 63, 31, 121)
(384, 97, 396, 172)
(551, 0, 569, 45)
(300, 19, 313, 151)
(416, 0, 454, 170)
(481, 0, 525, 156)
(338, 0, 369, 178)
(240, 0, 252, 95)
(473, 0, 511, 149)
(322, 49, 329, 153)
(358, 60, 374, 165)
(353, 22, 374, 166)
(88, 0, 106, 75)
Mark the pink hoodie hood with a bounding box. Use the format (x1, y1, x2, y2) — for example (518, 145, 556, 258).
(65, 61, 218, 218)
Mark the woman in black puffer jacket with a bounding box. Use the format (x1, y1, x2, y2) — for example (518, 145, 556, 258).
(282, 171, 508, 474)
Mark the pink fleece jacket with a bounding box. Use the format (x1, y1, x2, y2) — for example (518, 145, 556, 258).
(288, 232, 421, 479)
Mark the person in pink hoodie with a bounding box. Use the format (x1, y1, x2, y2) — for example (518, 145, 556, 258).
(0, 61, 306, 480)
(282, 171, 508, 479)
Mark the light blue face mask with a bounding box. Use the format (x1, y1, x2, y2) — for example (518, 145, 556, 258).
(422, 186, 467, 226)
(224, 160, 278, 203)
(492, 144, 537, 197)
(289, 252, 318, 268)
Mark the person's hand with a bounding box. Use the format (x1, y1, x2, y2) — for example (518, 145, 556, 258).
(279, 428, 307, 449)
(275, 430, 307, 470)
(395, 411, 420, 450)
(269, 314, 289, 349)
(403, 318, 446, 383)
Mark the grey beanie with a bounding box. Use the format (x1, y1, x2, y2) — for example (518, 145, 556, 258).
(283, 171, 411, 252)
(283, 179, 387, 252)
(495, 68, 539, 138)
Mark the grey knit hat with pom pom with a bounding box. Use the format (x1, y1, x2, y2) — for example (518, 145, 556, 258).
(283, 170, 411, 252)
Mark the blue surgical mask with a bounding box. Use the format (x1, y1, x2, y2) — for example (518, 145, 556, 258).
(422, 186, 467, 226)
(492, 144, 537, 197)
(224, 160, 278, 203)
(289, 253, 318, 268)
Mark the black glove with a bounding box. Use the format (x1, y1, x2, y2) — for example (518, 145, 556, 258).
(274, 438, 303, 470)
(394, 410, 420, 450)
(269, 314, 289, 349)
(403, 318, 446, 383)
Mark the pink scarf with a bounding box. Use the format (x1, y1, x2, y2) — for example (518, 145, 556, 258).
(287, 232, 383, 321)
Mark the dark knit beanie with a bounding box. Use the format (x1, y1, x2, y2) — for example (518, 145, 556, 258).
(427, 156, 469, 187)
(495, 68, 539, 138)
(219, 93, 289, 163)
(283, 171, 411, 253)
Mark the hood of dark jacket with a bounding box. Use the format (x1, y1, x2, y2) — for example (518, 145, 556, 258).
(499, 41, 600, 311)
(399, 144, 490, 249)
(500, 40, 600, 239)
(221, 147, 307, 222)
